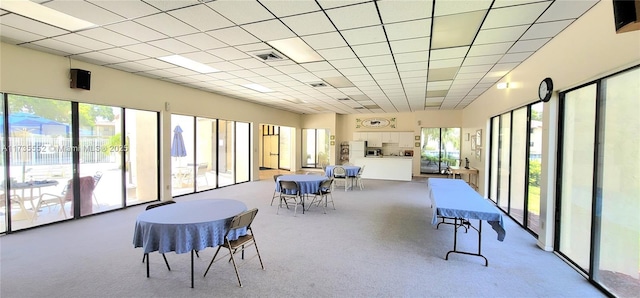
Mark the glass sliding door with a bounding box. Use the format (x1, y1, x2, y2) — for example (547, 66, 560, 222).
(235, 121, 250, 183)
(171, 115, 195, 196)
(489, 117, 500, 203)
(420, 128, 460, 174)
(595, 68, 639, 296)
(196, 117, 216, 192)
(78, 103, 122, 216)
(0, 93, 5, 233)
(218, 120, 234, 187)
(301, 128, 329, 169)
(558, 66, 640, 296)
(497, 113, 511, 212)
(509, 108, 527, 225)
(527, 103, 544, 234)
(125, 109, 158, 206)
(558, 83, 597, 272)
(7, 95, 72, 229)
(279, 126, 293, 170)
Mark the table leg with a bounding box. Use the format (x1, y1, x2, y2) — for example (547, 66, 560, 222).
(445, 218, 489, 266)
(191, 250, 194, 288)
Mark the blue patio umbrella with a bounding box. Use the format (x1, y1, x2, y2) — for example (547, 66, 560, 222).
(171, 125, 187, 158)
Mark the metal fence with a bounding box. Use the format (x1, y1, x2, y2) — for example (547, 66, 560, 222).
(6, 136, 114, 165)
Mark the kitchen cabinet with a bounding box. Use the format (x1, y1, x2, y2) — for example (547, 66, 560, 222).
(399, 132, 414, 147)
(381, 132, 399, 144)
(352, 132, 367, 141)
(366, 132, 382, 147)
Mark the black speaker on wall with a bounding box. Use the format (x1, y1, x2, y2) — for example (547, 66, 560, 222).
(613, 0, 640, 33)
(70, 68, 91, 90)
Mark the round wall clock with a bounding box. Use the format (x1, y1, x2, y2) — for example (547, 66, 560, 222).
(361, 118, 390, 128)
(538, 77, 553, 102)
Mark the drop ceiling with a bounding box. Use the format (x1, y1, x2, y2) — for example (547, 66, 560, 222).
(0, 0, 598, 114)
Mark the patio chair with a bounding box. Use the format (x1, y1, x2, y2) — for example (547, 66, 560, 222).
(36, 176, 95, 218)
(203, 208, 264, 287)
(195, 163, 209, 186)
(92, 171, 103, 206)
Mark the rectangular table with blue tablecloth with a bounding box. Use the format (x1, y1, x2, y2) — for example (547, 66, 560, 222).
(427, 178, 505, 266)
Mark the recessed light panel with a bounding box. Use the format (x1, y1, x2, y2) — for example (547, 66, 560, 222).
(0, 0, 96, 31)
(158, 55, 220, 73)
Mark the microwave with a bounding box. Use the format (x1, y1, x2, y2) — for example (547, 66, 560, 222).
(367, 149, 381, 156)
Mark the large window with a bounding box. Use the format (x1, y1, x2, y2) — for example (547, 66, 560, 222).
(419, 128, 460, 174)
(2, 94, 159, 232)
(301, 129, 329, 169)
(557, 66, 639, 297)
(489, 103, 543, 235)
(171, 115, 251, 196)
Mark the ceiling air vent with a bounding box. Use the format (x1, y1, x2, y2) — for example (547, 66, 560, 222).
(254, 51, 284, 61)
(309, 82, 328, 87)
(337, 97, 350, 101)
(354, 107, 365, 110)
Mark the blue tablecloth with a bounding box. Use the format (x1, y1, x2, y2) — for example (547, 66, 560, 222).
(325, 165, 361, 177)
(133, 199, 247, 254)
(276, 174, 327, 195)
(427, 178, 506, 241)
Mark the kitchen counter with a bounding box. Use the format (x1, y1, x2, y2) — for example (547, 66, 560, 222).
(352, 157, 412, 181)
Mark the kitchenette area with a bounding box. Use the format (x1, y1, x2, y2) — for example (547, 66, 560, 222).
(349, 131, 415, 181)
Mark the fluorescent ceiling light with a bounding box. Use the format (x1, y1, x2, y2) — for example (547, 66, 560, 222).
(0, 0, 95, 31)
(158, 55, 219, 73)
(243, 84, 273, 93)
(268, 38, 324, 63)
(323, 76, 355, 88)
(497, 82, 509, 89)
(431, 10, 486, 49)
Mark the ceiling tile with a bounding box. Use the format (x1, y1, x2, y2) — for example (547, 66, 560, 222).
(467, 42, 513, 57)
(430, 46, 470, 60)
(134, 13, 197, 37)
(397, 61, 428, 72)
(458, 64, 493, 73)
(537, 0, 598, 22)
(428, 67, 459, 81)
(339, 67, 369, 76)
(77, 28, 138, 47)
(433, 0, 492, 17)
(176, 33, 227, 51)
(148, 38, 198, 54)
(73, 51, 125, 65)
(207, 27, 261, 46)
(429, 58, 463, 68)
(0, 14, 68, 37)
(281, 11, 336, 36)
(32, 38, 90, 55)
(481, 2, 550, 29)
(341, 26, 386, 46)
(498, 51, 533, 63)
(384, 19, 431, 41)
(207, 0, 274, 25)
(366, 64, 397, 74)
(389, 37, 430, 53)
(89, 0, 160, 19)
(316, 0, 370, 10)
(360, 55, 394, 67)
(259, 0, 321, 17)
(105, 21, 166, 42)
(168, 5, 234, 31)
(53, 33, 112, 51)
(508, 38, 550, 53)
(351, 42, 391, 57)
(99, 47, 148, 60)
(0, 25, 45, 44)
(302, 32, 348, 50)
(474, 25, 529, 45)
(378, 1, 432, 24)
(242, 19, 296, 41)
(123, 43, 171, 57)
(43, 0, 124, 25)
(317, 47, 357, 60)
(394, 51, 429, 64)
(302, 61, 336, 72)
(521, 20, 573, 40)
(462, 54, 502, 66)
(325, 2, 380, 30)
(208, 47, 252, 60)
(143, 0, 199, 11)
